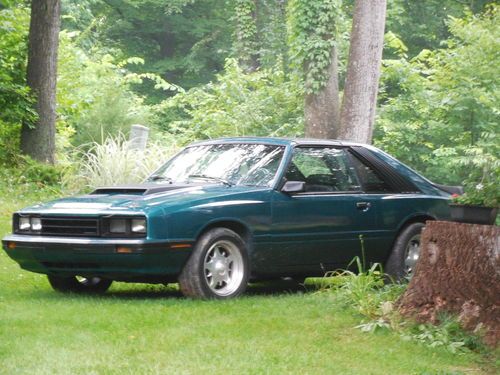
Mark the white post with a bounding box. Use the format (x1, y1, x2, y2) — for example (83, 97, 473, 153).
(129, 124, 149, 151)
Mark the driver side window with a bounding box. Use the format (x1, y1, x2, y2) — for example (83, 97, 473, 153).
(285, 147, 362, 192)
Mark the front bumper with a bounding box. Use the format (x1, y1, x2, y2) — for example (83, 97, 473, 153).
(2, 234, 193, 280)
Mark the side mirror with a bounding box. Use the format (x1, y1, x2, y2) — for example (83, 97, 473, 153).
(281, 181, 305, 194)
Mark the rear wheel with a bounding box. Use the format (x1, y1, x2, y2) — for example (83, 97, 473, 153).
(385, 222, 425, 281)
(178, 228, 249, 299)
(47, 275, 112, 293)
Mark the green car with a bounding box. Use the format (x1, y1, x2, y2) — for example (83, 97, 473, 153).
(2, 137, 456, 299)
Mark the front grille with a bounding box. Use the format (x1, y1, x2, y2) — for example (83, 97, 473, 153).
(41, 216, 100, 237)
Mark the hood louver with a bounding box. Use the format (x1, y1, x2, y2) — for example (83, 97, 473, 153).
(91, 184, 191, 196)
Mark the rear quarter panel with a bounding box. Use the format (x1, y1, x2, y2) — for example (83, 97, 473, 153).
(375, 194, 451, 262)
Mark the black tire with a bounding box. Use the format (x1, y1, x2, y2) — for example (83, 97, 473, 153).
(284, 276, 306, 285)
(178, 228, 249, 299)
(47, 275, 112, 293)
(385, 222, 425, 282)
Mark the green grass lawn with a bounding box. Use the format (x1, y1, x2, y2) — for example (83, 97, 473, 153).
(0, 186, 497, 374)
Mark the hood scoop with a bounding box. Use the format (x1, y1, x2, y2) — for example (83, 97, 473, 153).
(91, 184, 191, 196)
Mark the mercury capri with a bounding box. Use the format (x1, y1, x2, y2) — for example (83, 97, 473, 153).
(2, 137, 456, 298)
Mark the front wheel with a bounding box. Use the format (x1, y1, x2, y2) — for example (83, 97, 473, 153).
(178, 228, 249, 299)
(47, 275, 112, 293)
(385, 222, 425, 282)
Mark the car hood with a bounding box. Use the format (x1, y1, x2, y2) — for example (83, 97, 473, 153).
(18, 184, 271, 215)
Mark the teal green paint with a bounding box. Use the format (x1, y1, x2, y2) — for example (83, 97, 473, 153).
(2, 138, 451, 282)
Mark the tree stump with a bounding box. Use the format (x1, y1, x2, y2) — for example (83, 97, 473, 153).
(398, 221, 499, 346)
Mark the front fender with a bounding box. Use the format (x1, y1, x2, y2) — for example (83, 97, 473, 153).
(164, 197, 271, 243)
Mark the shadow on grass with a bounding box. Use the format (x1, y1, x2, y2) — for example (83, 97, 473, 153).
(20, 278, 322, 301)
(104, 279, 319, 300)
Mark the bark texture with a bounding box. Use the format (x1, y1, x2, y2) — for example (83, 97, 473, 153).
(235, 0, 260, 72)
(339, 0, 386, 144)
(398, 221, 500, 347)
(304, 48, 341, 139)
(20, 0, 61, 164)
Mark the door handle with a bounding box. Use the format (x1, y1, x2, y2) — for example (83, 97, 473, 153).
(356, 202, 371, 211)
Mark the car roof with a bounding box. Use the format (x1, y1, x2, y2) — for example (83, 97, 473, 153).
(189, 136, 367, 148)
(176, 137, 446, 196)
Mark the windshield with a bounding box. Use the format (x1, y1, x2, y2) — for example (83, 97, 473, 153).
(148, 143, 285, 187)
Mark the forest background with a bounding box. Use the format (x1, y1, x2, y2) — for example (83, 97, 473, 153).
(0, 0, 498, 194)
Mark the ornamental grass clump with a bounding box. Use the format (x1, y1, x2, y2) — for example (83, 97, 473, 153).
(73, 135, 177, 189)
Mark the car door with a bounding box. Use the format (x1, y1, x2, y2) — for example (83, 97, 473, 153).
(269, 146, 381, 273)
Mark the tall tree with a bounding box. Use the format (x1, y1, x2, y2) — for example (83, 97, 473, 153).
(339, 0, 386, 144)
(288, 0, 341, 139)
(234, 0, 260, 72)
(304, 48, 340, 138)
(233, 0, 290, 72)
(20, 0, 61, 163)
(257, 0, 289, 71)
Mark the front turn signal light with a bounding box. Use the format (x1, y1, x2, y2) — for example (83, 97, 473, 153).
(116, 246, 133, 254)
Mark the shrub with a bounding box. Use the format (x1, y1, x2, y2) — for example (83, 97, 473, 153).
(0, 155, 64, 187)
(16, 156, 64, 186)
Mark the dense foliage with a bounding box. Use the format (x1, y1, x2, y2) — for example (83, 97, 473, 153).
(287, 0, 342, 94)
(376, 5, 499, 192)
(154, 59, 304, 144)
(62, 0, 233, 98)
(0, 0, 498, 197)
(385, 0, 493, 58)
(58, 32, 158, 147)
(0, 6, 34, 163)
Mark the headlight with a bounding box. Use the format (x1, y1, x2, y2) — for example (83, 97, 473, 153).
(105, 216, 147, 237)
(16, 215, 42, 233)
(131, 219, 146, 233)
(19, 217, 31, 231)
(31, 217, 42, 231)
(109, 219, 127, 233)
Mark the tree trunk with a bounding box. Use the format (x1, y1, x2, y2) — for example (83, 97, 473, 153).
(398, 221, 500, 347)
(20, 0, 61, 164)
(339, 0, 386, 144)
(234, 0, 260, 72)
(304, 47, 341, 139)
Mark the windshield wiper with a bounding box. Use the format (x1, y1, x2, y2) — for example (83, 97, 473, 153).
(147, 175, 173, 183)
(188, 174, 233, 187)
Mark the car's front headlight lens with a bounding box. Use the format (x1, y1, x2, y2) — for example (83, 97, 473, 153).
(131, 219, 146, 233)
(19, 217, 31, 231)
(16, 216, 42, 232)
(31, 217, 42, 231)
(109, 219, 127, 233)
(106, 217, 146, 236)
